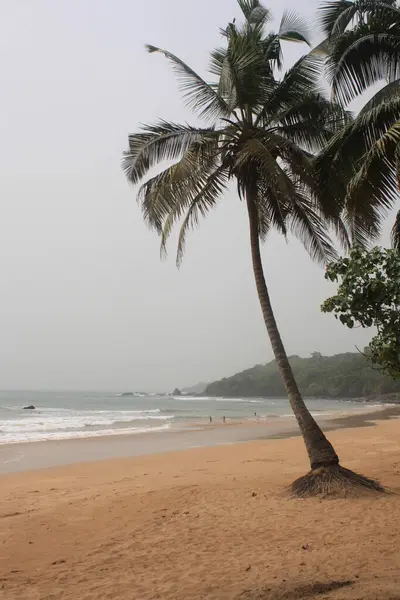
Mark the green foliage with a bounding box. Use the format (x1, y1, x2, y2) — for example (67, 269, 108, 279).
(123, 0, 351, 266)
(314, 94, 400, 248)
(319, 0, 400, 105)
(316, 0, 400, 247)
(205, 352, 400, 397)
(322, 246, 400, 378)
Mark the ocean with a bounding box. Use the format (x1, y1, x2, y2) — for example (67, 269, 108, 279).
(0, 390, 369, 445)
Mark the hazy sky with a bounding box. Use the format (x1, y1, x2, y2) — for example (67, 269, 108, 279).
(0, 0, 395, 391)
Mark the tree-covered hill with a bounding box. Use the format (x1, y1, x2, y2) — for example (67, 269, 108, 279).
(205, 353, 400, 399)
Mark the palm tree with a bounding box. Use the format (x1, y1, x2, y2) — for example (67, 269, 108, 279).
(122, 0, 383, 495)
(317, 0, 400, 247)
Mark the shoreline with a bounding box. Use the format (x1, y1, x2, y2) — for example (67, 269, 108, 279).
(1, 404, 398, 475)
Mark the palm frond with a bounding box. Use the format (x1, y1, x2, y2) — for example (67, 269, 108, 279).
(288, 193, 338, 263)
(310, 38, 332, 57)
(261, 53, 323, 121)
(237, 0, 264, 21)
(319, 0, 400, 38)
(316, 96, 400, 167)
(237, 0, 271, 27)
(360, 80, 400, 113)
(136, 138, 220, 232)
(234, 138, 296, 201)
(318, 0, 356, 37)
(344, 119, 400, 221)
(221, 31, 271, 110)
(256, 176, 288, 240)
(328, 30, 400, 105)
(122, 121, 217, 185)
(315, 97, 400, 244)
(209, 47, 227, 77)
(175, 166, 230, 265)
(248, 5, 272, 27)
(146, 45, 230, 120)
(210, 48, 239, 111)
(261, 32, 284, 70)
(274, 95, 352, 151)
(278, 10, 311, 45)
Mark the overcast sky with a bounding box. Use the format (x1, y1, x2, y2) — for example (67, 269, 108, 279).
(0, 0, 394, 392)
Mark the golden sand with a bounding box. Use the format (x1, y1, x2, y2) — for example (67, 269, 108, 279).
(1, 417, 400, 599)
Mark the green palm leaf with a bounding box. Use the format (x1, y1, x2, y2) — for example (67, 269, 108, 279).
(274, 95, 351, 151)
(146, 45, 230, 120)
(345, 119, 400, 214)
(360, 80, 400, 112)
(329, 32, 400, 104)
(318, 0, 356, 37)
(137, 137, 221, 232)
(175, 166, 230, 265)
(288, 193, 338, 263)
(263, 53, 323, 119)
(237, 0, 272, 26)
(237, 0, 263, 19)
(278, 10, 311, 45)
(319, 0, 399, 38)
(255, 177, 288, 239)
(122, 121, 217, 185)
(315, 96, 400, 245)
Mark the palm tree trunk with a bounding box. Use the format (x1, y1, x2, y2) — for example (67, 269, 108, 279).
(246, 193, 339, 470)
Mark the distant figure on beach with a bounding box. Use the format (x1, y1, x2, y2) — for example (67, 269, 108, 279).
(223, 416, 226, 423)
(209, 416, 212, 423)
(254, 412, 257, 417)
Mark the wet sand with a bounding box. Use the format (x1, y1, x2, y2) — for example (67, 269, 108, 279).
(1, 410, 400, 599)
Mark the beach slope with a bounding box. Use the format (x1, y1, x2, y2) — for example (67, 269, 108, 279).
(1, 417, 400, 599)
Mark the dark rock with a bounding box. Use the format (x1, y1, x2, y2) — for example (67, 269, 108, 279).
(23, 405, 35, 410)
(173, 388, 182, 396)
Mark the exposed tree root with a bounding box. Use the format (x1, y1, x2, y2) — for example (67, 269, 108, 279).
(290, 464, 386, 498)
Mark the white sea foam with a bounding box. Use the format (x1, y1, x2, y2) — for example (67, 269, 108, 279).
(0, 406, 173, 444)
(0, 423, 171, 444)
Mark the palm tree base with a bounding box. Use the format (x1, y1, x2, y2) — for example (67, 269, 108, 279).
(290, 464, 385, 498)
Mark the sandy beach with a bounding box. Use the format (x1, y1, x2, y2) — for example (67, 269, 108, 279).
(1, 411, 400, 599)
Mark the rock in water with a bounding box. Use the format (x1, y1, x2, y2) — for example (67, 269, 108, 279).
(23, 405, 35, 410)
(173, 388, 182, 396)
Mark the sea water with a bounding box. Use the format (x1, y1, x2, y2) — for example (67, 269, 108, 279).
(0, 390, 368, 444)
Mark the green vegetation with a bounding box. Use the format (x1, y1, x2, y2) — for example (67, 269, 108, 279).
(316, 0, 400, 247)
(205, 352, 400, 398)
(323, 247, 400, 379)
